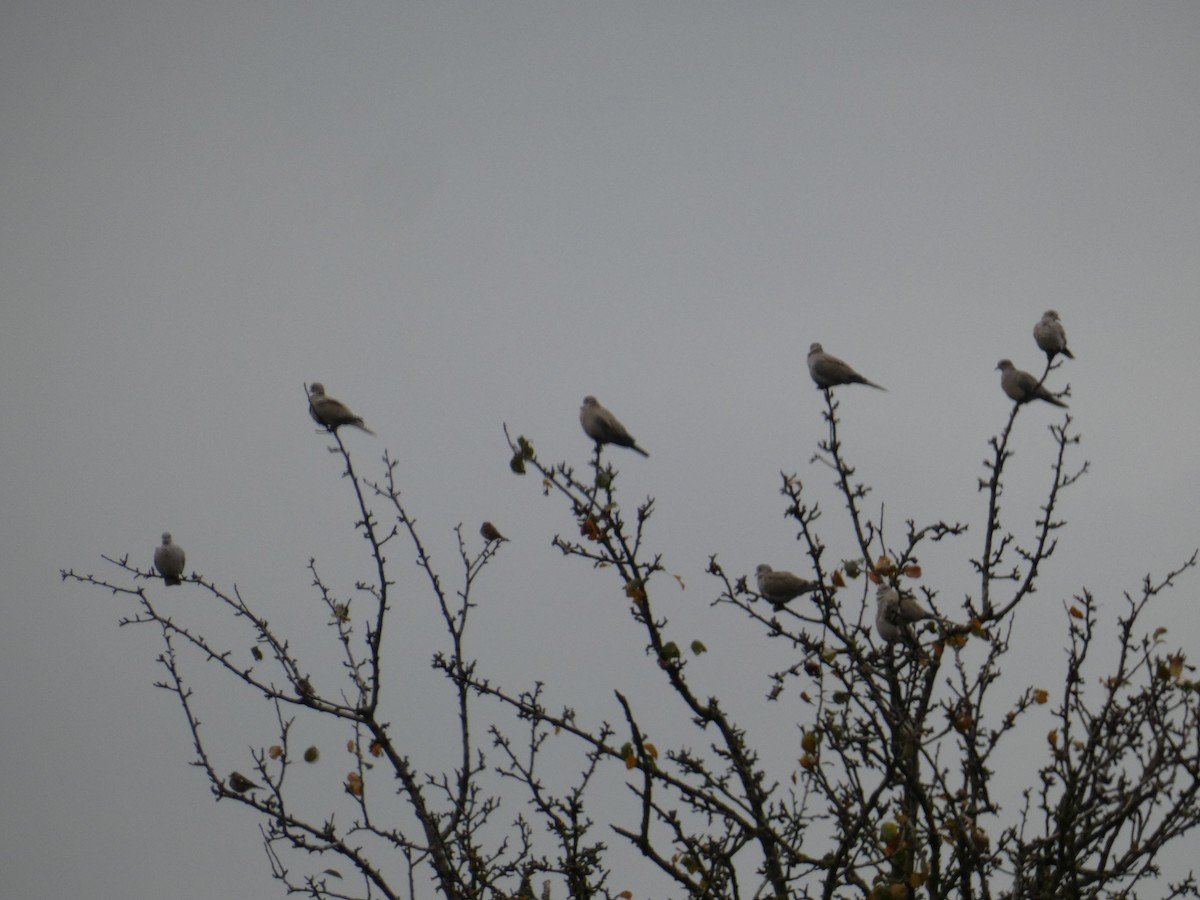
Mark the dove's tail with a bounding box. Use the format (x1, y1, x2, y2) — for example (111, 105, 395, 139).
(1061, 348, 1075, 360)
(860, 378, 887, 391)
(631, 444, 650, 457)
(350, 420, 377, 436)
(163, 575, 182, 586)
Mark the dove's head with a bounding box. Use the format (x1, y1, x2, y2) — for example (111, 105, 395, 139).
(1043, 310, 1060, 320)
(996, 360, 1014, 372)
(309, 383, 325, 397)
(808, 343, 823, 355)
(876, 583, 898, 601)
(582, 395, 598, 407)
(755, 564, 773, 577)
(161, 532, 172, 545)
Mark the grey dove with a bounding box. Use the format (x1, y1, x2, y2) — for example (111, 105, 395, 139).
(308, 383, 376, 435)
(580, 396, 649, 457)
(996, 360, 1068, 408)
(807, 343, 886, 391)
(1033, 310, 1074, 361)
(755, 564, 818, 608)
(227, 771, 260, 794)
(875, 584, 953, 643)
(480, 521, 509, 543)
(154, 532, 185, 586)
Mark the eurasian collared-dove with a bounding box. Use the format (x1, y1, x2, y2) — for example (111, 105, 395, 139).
(996, 360, 1068, 408)
(1033, 310, 1074, 361)
(308, 383, 376, 435)
(807, 343, 886, 391)
(480, 521, 509, 543)
(875, 584, 948, 642)
(755, 564, 818, 608)
(154, 532, 185, 586)
(227, 771, 260, 794)
(580, 396, 649, 457)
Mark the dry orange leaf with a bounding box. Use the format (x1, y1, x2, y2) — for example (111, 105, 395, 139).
(1047, 729, 1058, 748)
(673, 574, 685, 589)
(831, 570, 846, 588)
(268, 745, 283, 760)
(370, 741, 383, 758)
(1033, 689, 1049, 704)
(1069, 606, 1084, 619)
(625, 753, 637, 770)
(643, 743, 658, 760)
(904, 565, 922, 578)
(867, 570, 880, 584)
(346, 772, 363, 797)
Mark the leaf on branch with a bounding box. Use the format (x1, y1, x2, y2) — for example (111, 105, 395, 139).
(904, 564, 922, 578)
(625, 580, 647, 604)
(625, 752, 637, 770)
(831, 570, 846, 588)
(1047, 729, 1058, 749)
(322, 869, 342, 879)
(345, 771, 363, 797)
(1033, 689, 1049, 704)
(581, 517, 603, 542)
(841, 559, 861, 579)
(304, 746, 320, 763)
(250, 646, 263, 661)
(643, 743, 658, 760)
(369, 741, 383, 758)
(690, 640, 707, 655)
(269, 745, 283, 760)
(509, 452, 526, 475)
(661, 642, 680, 660)
(673, 573, 685, 589)
(1069, 606, 1084, 619)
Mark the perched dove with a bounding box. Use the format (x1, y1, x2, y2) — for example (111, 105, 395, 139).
(996, 360, 1068, 408)
(227, 771, 260, 794)
(755, 564, 818, 608)
(875, 584, 947, 643)
(154, 532, 185, 586)
(480, 521, 509, 543)
(579, 396, 649, 457)
(1033, 310, 1074, 361)
(308, 383, 376, 435)
(807, 343, 886, 391)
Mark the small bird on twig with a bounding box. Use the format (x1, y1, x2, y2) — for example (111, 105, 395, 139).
(153, 532, 185, 586)
(579, 396, 649, 457)
(480, 521, 509, 543)
(755, 564, 818, 609)
(308, 383, 376, 435)
(227, 771, 261, 794)
(1033, 310, 1074, 362)
(996, 360, 1068, 408)
(807, 343, 886, 391)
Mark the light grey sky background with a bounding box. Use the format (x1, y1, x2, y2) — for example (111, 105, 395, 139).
(4, 3, 1200, 897)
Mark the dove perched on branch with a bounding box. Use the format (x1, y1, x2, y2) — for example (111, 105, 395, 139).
(480, 521, 509, 543)
(1033, 310, 1074, 361)
(755, 564, 818, 609)
(308, 383, 376, 435)
(579, 396, 649, 457)
(996, 360, 1068, 408)
(153, 532, 185, 586)
(227, 771, 260, 794)
(875, 584, 947, 643)
(806, 343, 886, 391)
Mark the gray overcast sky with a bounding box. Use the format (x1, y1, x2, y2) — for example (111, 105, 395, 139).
(3, 3, 1200, 897)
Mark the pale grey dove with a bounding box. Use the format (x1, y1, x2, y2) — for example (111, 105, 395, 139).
(755, 564, 818, 609)
(1033, 310, 1074, 361)
(580, 396, 649, 457)
(996, 360, 1068, 408)
(807, 343, 886, 391)
(480, 521, 509, 543)
(308, 383, 376, 435)
(875, 584, 949, 643)
(227, 771, 260, 794)
(154, 532, 185, 586)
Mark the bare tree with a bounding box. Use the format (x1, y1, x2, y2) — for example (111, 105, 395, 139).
(64, 363, 1200, 899)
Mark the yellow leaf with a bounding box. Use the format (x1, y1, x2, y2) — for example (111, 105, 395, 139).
(904, 565, 922, 578)
(643, 743, 658, 760)
(1047, 729, 1058, 748)
(1033, 689, 1049, 704)
(625, 753, 637, 770)
(1069, 606, 1084, 619)
(370, 741, 383, 758)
